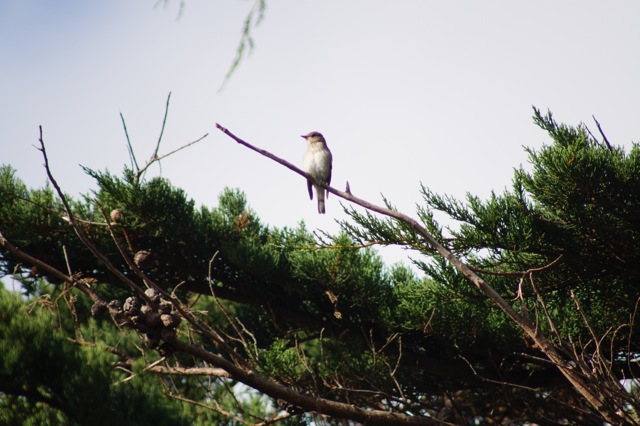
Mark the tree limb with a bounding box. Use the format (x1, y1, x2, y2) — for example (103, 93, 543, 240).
(149, 365, 230, 377)
(171, 339, 450, 426)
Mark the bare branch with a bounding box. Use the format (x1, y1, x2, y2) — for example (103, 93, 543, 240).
(120, 112, 139, 171)
(0, 230, 101, 303)
(470, 254, 563, 278)
(149, 365, 230, 377)
(133, 132, 208, 181)
(118, 92, 209, 183)
(167, 391, 249, 424)
(136, 97, 208, 183)
(592, 115, 613, 151)
(154, 92, 172, 160)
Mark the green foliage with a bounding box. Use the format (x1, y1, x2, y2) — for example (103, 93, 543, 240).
(219, 0, 267, 91)
(343, 107, 640, 349)
(520, 109, 640, 283)
(260, 338, 307, 383)
(0, 166, 82, 295)
(0, 288, 189, 426)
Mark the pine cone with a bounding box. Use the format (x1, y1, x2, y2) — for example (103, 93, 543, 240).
(130, 314, 145, 325)
(140, 304, 154, 316)
(161, 328, 176, 342)
(161, 314, 179, 328)
(144, 334, 160, 349)
(158, 300, 173, 314)
(107, 299, 123, 314)
(134, 250, 152, 267)
(144, 288, 161, 304)
(123, 296, 142, 316)
(110, 208, 123, 223)
(91, 302, 107, 317)
(145, 311, 162, 328)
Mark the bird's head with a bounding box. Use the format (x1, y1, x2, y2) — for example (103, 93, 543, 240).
(301, 131, 325, 144)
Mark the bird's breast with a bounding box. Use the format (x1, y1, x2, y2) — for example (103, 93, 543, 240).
(303, 149, 331, 180)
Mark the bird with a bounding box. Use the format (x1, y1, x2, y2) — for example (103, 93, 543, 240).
(301, 131, 333, 214)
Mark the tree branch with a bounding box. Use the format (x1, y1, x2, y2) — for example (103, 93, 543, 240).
(149, 365, 230, 377)
(171, 339, 449, 426)
(0, 230, 100, 303)
(592, 115, 613, 151)
(133, 93, 208, 182)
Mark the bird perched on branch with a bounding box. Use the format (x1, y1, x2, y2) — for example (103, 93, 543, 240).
(301, 131, 332, 214)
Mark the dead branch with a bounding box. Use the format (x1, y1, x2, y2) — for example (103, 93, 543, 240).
(592, 115, 613, 151)
(470, 254, 563, 277)
(0, 230, 100, 303)
(149, 365, 230, 377)
(135, 132, 209, 183)
(167, 391, 249, 424)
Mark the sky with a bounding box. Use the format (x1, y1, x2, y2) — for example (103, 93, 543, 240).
(2, 0, 640, 271)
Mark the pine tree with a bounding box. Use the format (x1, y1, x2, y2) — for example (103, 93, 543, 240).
(1, 109, 639, 424)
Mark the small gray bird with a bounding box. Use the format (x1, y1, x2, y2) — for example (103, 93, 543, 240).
(301, 131, 333, 214)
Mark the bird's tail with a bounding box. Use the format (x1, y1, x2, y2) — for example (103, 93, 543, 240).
(316, 187, 326, 214)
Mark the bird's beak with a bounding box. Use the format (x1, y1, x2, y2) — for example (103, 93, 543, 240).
(300, 135, 307, 139)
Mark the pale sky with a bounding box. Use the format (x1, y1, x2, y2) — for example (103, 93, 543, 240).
(2, 0, 639, 270)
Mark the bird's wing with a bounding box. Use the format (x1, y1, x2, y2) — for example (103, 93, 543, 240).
(326, 157, 332, 198)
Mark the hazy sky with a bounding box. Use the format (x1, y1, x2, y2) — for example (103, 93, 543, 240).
(2, 0, 639, 269)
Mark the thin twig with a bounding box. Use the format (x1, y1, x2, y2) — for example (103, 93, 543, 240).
(167, 391, 249, 424)
(62, 245, 73, 276)
(134, 132, 208, 181)
(120, 112, 139, 171)
(154, 92, 172, 160)
(205, 250, 256, 360)
(592, 115, 613, 151)
(469, 254, 563, 277)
